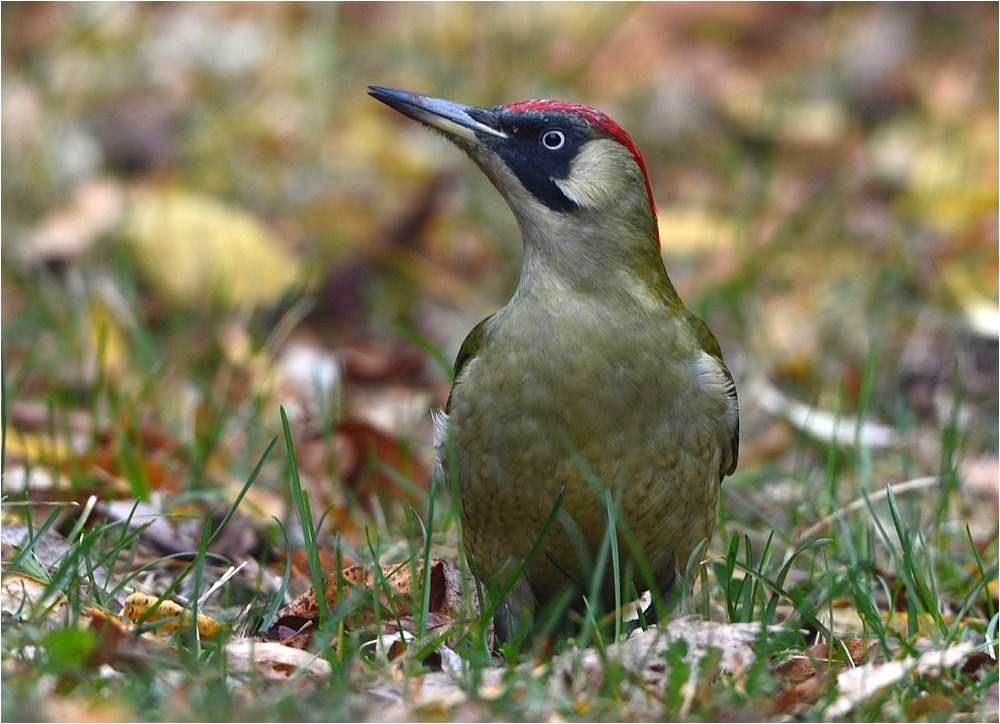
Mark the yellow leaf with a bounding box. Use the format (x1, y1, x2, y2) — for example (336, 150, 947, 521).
(123, 186, 304, 310)
(657, 205, 740, 257)
(5, 431, 75, 467)
(87, 300, 130, 378)
(121, 592, 220, 638)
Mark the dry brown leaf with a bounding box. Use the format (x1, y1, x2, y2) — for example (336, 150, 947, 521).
(905, 692, 956, 720)
(333, 419, 431, 507)
(5, 402, 185, 501)
(287, 548, 348, 583)
(284, 415, 431, 542)
(775, 651, 822, 682)
(775, 638, 879, 682)
(82, 606, 178, 671)
(263, 558, 486, 650)
(773, 676, 827, 717)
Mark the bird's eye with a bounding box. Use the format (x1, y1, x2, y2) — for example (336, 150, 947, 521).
(541, 129, 566, 150)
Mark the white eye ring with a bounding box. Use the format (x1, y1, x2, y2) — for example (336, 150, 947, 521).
(541, 129, 565, 150)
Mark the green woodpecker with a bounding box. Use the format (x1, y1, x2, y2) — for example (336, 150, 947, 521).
(369, 86, 739, 640)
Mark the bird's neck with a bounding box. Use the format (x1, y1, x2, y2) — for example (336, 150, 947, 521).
(513, 212, 684, 313)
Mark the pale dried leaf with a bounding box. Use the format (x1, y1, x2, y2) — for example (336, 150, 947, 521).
(2, 524, 73, 569)
(826, 641, 979, 720)
(1, 572, 67, 620)
(225, 639, 332, 679)
(556, 617, 765, 687)
(753, 376, 899, 448)
(23, 178, 125, 265)
(369, 618, 771, 718)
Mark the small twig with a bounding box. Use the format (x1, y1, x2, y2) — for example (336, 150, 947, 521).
(793, 476, 940, 547)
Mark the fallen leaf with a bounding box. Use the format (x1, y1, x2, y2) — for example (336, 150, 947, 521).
(775, 638, 879, 682)
(83, 606, 177, 671)
(369, 617, 775, 720)
(39, 691, 136, 723)
(263, 558, 486, 650)
(657, 205, 742, 258)
(225, 639, 331, 679)
(826, 641, 978, 720)
(123, 185, 304, 310)
(2, 524, 74, 571)
(773, 675, 827, 717)
(1, 572, 67, 621)
(753, 375, 899, 448)
(121, 592, 221, 638)
(22, 178, 125, 266)
(333, 419, 430, 508)
(906, 692, 961, 720)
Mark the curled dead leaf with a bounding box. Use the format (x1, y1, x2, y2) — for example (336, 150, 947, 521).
(121, 592, 220, 638)
(775, 637, 879, 682)
(262, 558, 487, 650)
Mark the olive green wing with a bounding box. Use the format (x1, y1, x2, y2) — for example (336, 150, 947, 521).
(445, 314, 494, 413)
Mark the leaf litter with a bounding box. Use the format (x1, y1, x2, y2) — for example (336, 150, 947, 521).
(2, 3, 997, 721)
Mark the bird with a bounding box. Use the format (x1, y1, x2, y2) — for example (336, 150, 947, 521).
(368, 86, 739, 642)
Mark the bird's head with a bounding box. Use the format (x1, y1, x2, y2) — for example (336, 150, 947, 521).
(369, 86, 665, 288)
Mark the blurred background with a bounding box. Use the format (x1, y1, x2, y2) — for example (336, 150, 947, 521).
(2, 3, 997, 551)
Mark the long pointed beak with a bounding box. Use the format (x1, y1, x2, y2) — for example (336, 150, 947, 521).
(367, 86, 507, 143)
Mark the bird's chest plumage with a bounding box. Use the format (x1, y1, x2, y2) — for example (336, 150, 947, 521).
(460, 303, 683, 450)
(442, 292, 728, 603)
